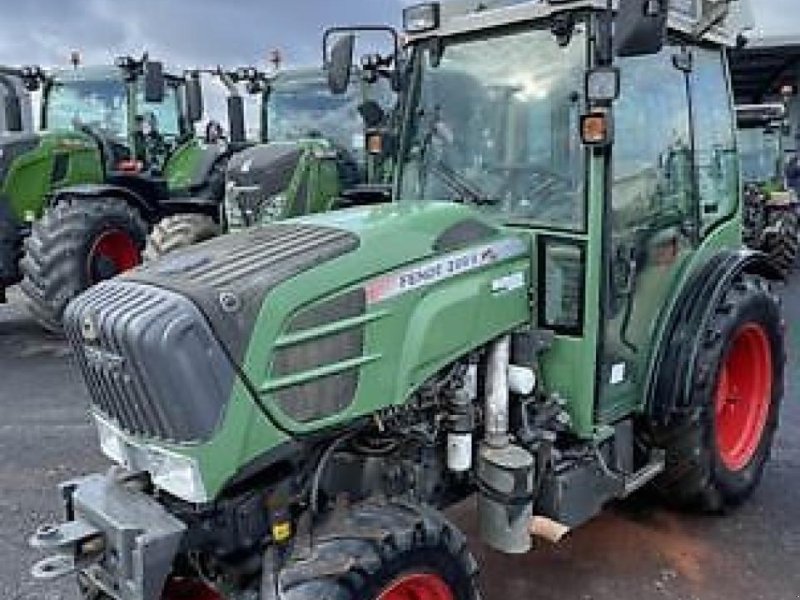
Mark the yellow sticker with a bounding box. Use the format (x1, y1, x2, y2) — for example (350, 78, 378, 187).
(272, 522, 292, 542)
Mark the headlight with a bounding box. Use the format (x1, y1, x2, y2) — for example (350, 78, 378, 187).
(96, 415, 209, 504)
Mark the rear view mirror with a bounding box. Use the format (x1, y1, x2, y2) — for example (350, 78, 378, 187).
(615, 0, 668, 58)
(4, 94, 23, 132)
(144, 61, 165, 103)
(326, 34, 355, 95)
(227, 96, 246, 144)
(185, 73, 203, 123)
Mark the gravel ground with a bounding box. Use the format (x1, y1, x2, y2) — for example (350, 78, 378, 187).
(1, 276, 798, 600)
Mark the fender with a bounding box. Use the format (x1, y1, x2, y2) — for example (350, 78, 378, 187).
(644, 248, 782, 430)
(49, 183, 162, 224)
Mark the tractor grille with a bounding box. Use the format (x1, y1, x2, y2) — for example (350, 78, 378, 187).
(225, 184, 265, 230)
(271, 289, 366, 422)
(64, 280, 236, 443)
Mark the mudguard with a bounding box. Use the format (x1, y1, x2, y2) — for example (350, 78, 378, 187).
(645, 248, 783, 429)
(49, 183, 163, 224)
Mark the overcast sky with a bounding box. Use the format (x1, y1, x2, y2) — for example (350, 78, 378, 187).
(0, 0, 796, 71)
(1, 0, 795, 134)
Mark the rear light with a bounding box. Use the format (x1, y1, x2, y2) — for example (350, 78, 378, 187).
(117, 159, 142, 173)
(580, 111, 612, 146)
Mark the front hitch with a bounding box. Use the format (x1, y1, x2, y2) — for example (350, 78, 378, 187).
(30, 469, 186, 600)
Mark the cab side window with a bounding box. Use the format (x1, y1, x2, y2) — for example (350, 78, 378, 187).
(690, 48, 738, 232)
(612, 48, 693, 229)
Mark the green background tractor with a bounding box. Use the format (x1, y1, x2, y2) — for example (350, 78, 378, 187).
(31, 2, 785, 600)
(145, 63, 398, 258)
(0, 56, 246, 329)
(737, 103, 799, 276)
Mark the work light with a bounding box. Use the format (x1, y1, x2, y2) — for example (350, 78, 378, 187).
(403, 2, 441, 34)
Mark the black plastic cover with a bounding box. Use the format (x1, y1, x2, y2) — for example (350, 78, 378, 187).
(125, 222, 359, 362)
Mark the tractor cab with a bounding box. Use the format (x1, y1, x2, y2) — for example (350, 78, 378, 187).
(736, 103, 787, 189)
(736, 102, 799, 274)
(41, 59, 191, 176)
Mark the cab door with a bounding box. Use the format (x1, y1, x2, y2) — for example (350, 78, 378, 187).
(596, 45, 698, 421)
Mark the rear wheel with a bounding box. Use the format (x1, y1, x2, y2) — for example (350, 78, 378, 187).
(276, 500, 480, 600)
(654, 274, 784, 511)
(143, 213, 219, 261)
(19, 195, 147, 331)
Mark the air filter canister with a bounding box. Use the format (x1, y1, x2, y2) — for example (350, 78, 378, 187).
(477, 442, 535, 554)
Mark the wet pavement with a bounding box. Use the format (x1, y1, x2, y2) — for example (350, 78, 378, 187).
(1, 276, 798, 600)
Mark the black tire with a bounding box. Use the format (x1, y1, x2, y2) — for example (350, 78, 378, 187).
(762, 209, 799, 278)
(19, 195, 147, 332)
(653, 274, 784, 512)
(0, 212, 21, 291)
(275, 500, 480, 600)
(742, 185, 767, 249)
(143, 213, 219, 261)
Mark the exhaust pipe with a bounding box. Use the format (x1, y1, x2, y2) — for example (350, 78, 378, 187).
(484, 335, 510, 448)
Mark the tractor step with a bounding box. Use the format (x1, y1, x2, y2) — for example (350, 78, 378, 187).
(622, 450, 666, 498)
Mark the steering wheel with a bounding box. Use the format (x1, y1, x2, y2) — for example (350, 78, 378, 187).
(489, 163, 576, 221)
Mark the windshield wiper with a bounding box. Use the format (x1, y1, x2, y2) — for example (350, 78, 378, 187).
(432, 160, 497, 206)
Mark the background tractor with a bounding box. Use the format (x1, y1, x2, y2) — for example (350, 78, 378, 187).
(145, 55, 400, 259)
(737, 102, 799, 276)
(0, 55, 248, 330)
(30, 1, 784, 600)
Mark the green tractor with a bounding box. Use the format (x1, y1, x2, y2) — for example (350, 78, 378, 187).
(31, 1, 784, 599)
(737, 102, 799, 276)
(145, 59, 399, 258)
(0, 56, 247, 329)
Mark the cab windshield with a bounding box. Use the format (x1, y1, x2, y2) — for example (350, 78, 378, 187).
(397, 25, 587, 231)
(738, 127, 781, 184)
(267, 74, 367, 159)
(46, 77, 128, 140)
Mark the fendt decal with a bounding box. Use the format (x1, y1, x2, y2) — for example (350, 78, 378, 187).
(365, 238, 527, 304)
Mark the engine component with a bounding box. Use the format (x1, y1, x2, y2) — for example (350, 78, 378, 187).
(477, 442, 535, 554)
(485, 335, 511, 448)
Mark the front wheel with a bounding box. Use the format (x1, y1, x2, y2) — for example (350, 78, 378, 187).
(654, 274, 784, 511)
(19, 195, 147, 331)
(276, 500, 480, 600)
(143, 213, 219, 262)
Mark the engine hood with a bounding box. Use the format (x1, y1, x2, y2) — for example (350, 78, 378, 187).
(125, 202, 503, 361)
(226, 141, 303, 189)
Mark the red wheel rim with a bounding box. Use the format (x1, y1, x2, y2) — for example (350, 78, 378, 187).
(87, 229, 140, 283)
(378, 573, 455, 600)
(162, 578, 222, 600)
(714, 323, 773, 471)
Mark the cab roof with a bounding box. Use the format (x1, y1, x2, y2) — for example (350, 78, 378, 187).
(407, 0, 752, 48)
